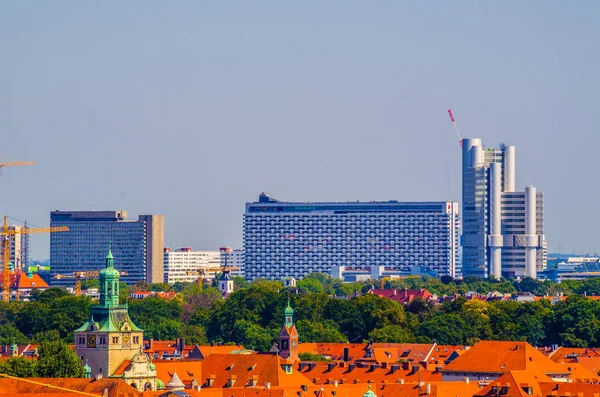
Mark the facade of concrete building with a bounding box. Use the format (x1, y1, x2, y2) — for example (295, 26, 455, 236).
(219, 247, 245, 278)
(7, 226, 23, 270)
(138, 215, 165, 283)
(50, 211, 164, 285)
(163, 248, 221, 284)
(244, 193, 461, 281)
(461, 139, 546, 278)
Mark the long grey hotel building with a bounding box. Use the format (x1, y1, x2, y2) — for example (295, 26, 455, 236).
(461, 138, 546, 279)
(50, 211, 165, 285)
(243, 193, 460, 280)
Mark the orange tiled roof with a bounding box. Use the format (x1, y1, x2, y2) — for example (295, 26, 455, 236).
(426, 345, 466, 365)
(9, 271, 48, 289)
(539, 380, 600, 396)
(577, 356, 600, 375)
(382, 343, 434, 363)
(297, 360, 442, 385)
(297, 343, 366, 361)
(0, 377, 139, 396)
(145, 341, 246, 357)
(443, 341, 569, 375)
(367, 289, 434, 304)
(200, 353, 311, 388)
(474, 371, 550, 397)
(555, 362, 599, 382)
(549, 347, 600, 363)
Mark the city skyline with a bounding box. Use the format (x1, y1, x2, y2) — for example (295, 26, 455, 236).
(1, 2, 598, 259)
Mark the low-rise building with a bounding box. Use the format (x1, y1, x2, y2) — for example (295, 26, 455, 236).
(163, 247, 221, 284)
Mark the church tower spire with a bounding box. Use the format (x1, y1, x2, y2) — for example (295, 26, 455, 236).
(99, 245, 120, 307)
(75, 244, 143, 380)
(279, 299, 298, 363)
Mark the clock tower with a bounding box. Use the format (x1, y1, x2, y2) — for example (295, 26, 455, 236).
(278, 300, 298, 362)
(74, 248, 144, 378)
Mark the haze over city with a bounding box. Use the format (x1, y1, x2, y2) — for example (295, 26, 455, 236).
(1, 1, 598, 259)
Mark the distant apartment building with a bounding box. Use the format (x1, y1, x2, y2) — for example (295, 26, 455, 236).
(50, 211, 164, 285)
(219, 247, 245, 278)
(461, 139, 546, 278)
(243, 193, 461, 281)
(7, 226, 24, 270)
(163, 247, 221, 284)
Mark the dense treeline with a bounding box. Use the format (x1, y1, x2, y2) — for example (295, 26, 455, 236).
(0, 341, 84, 378)
(4, 274, 600, 351)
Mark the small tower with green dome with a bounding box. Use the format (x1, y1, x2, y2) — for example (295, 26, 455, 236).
(284, 299, 294, 327)
(363, 385, 377, 397)
(83, 359, 91, 378)
(10, 339, 18, 357)
(100, 247, 120, 307)
(279, 299, 298, 362)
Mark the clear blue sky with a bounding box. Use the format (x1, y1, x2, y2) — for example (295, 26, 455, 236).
(1, 1, 598, 259)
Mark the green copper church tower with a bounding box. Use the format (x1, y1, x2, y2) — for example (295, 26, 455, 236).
(74, 247, 143, 378)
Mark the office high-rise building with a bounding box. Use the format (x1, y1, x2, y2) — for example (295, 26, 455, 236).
(50, 211, 164, 285)
(461, 139, 546, 278)
(244, 193, 460, 281)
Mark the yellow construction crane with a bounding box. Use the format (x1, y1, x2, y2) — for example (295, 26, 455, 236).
(0, 154, 35, 175)
(0, 161, 35, 170)
(1, 216, 69, 302)
(53, 270, 129, 296)
(186, 266, 240, 288)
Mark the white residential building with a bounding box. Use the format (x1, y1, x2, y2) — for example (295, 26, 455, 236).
(163, 248, 221, 284)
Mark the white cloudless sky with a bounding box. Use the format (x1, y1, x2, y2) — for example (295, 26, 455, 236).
(0, 1, 598, 259)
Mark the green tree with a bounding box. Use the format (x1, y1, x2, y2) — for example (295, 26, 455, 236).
(81, 279, 99, 290)
(16, 302, 52, 336)
(179, 324, 208, 345)
(150, 282, 171, 292)
(552, 295, 600, 347)
(208, 281, 282, 341)
(337, 282, 362, 298)
(48, 296, 92, 340)
(233, 277, 249, 290)
(33, 329, 61, 344)
(119, 282, 129, 303)
(36, 340, 84, 378)
(232, 320, 274, 352)
(369, 325, 414, 343)
(37, 288, 70, 302)
(0, 324, 29, 345)
(417, 313, 475, 345)
(132, 280, 150, 292)
(297, 278, 325, 294)
(296, 320, 346, 343)
(0, 357, 37, 377)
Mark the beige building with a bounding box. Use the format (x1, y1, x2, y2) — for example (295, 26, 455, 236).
(140, 214, 165, 283)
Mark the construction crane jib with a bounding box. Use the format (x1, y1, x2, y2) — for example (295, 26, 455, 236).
(447, 109, 463, 148)
(1, 216, 69, 302)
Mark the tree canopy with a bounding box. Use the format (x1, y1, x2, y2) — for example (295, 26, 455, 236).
(4, 273, 600, 354)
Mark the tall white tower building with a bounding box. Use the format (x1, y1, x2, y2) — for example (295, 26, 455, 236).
(461, 139, 546, 278)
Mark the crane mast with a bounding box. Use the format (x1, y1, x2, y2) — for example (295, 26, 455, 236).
(1, 216, 69, 302)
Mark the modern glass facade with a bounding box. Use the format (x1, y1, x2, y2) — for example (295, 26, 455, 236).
(243, 194, 460, 281)
(50, 211, 163, 285)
